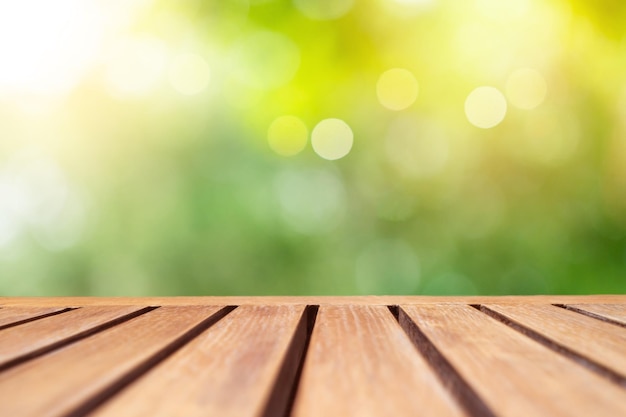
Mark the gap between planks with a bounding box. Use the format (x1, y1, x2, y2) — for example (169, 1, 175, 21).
(0, 307, 76, 331)
(0, 307, 157, 373)
(65, 306, 237, 417)
(474, 304, 626, 388)
(554, 304, 626, 329)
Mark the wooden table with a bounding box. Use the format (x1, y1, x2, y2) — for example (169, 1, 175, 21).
(1, 296, 625, 416)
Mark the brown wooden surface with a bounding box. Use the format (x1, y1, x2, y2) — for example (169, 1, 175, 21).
(568, 303, 626, 325)
(485, 303, 626, 379)
(0, 306, 143, 369)
(292, 305, 464, 417)
(0, 306, 224, 417)
(0, 296, 624, 416)
(0, 306, 69, 328)
(92, 305, 305, 417)
(401, 304, 626, 417)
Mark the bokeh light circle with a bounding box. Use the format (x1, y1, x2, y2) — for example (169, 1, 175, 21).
(376, 68, 419, 111)
(505, 68, 547, 110)
(267, 116, 308, 157)
(465, 86, 507, 128)
(294, 0, 354, 20)
(169, 54, 211, 95)
(311, 118, 354, 160)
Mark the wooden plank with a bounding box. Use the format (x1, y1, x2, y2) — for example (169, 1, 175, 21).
(1, 295, 625, 306)
(0, 306, 225, 417)
(92, 305, 306, 417)
(0, 306, 71, 329)
(484, 304, 626, 379)
(401, 304, 626, 417)
(0, 306, 145, 369)
(291, 305, 464, 417)
(567, 304, 626, 326)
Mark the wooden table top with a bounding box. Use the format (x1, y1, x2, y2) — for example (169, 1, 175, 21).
(0, 295, 625, 417)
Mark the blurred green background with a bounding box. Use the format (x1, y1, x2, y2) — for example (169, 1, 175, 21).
(1, 0, 625, 296)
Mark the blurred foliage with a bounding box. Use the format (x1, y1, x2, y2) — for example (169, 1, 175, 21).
(0, 0, 625, 295)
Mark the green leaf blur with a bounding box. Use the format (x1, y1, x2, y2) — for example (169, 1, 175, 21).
(0, 0, 625, 295)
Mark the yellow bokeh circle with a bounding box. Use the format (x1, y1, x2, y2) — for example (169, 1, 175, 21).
(465, 86, 507, 129)
(311, 118, 354, 160)
(267, 116, 308, 157)
(376, 68, 419, 111)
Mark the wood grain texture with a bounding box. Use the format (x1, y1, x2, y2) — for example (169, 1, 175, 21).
(484, 304, 626, 379)
(0, 306, 70, 328)
(0, 306, 144, 369)
(567, 303, 626, 325)
(401, 304, 626, 417)
(92, 305, 306, 417)
(1, 295, 625, 306)
(291, 305, 465, 417)
(1, 297, 625, 416)
(0, 306, 224, 417)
